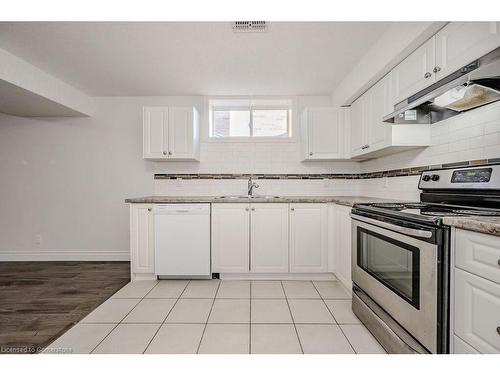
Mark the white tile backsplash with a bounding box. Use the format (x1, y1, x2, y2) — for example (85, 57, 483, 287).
(154, 178, 360, 197)
(361, 101, 500, 174)
(357, 101, 500, 198)
(155, 101, 500, 200)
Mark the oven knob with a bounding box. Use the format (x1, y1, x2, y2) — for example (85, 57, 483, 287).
(431, 175, 440, 181)
(422, 175, 431, 182)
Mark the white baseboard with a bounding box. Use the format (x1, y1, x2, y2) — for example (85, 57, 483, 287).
(219, 272, 337, 281)
(334, 273, 353, 294)
(0, 250, 129, 262)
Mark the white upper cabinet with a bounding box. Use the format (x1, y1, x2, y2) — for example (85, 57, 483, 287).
(392, 22, 500, 105)
(349, 73, 430, 159)
(143, 106, 200, 161)
(250, 203, 289, 273)
(435, 22, 500, 80)
(301, 107, 347, 160)
(143, 107, 168, 160)
(350, 94, 367, 156)
(369, 74, 393, 149)
(392, 37, 436, 104)
(289, 204, 328, 273)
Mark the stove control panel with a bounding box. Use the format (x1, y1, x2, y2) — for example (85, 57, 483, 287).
(419, 164, 500, 190)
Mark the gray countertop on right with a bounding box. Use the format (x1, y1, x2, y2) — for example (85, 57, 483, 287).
(443, 216, 500, 237)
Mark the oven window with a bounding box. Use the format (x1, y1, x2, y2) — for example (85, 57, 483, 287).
(357, 228, 420, 309)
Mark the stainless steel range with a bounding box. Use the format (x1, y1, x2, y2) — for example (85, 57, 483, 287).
(351, 164, 500, 354)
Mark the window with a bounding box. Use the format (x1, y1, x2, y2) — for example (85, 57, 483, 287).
(209, 98, 292, 139)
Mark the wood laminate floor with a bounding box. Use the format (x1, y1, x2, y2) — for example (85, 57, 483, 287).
(0, 261, 130, 354)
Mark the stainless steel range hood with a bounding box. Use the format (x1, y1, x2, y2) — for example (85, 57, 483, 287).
(384, 47, 500, 124)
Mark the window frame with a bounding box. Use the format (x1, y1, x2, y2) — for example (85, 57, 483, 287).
(205, 97, 297, 143)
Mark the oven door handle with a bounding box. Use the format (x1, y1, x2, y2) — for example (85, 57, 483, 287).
(350, 213, 433, 239)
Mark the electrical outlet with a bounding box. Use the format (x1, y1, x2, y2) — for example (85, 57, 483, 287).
(35, 234, 42, 246)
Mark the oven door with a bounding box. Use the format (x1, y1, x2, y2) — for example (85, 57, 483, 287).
(351, 214, 438, 353)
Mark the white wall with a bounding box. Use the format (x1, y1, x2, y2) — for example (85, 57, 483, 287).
(0, 95, 359, 261)
(0, 47, 95, 116)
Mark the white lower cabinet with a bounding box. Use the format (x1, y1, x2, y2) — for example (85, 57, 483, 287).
(211, 202, 334, 275)
(250, 204, 289, 273)
(129, 204, 154, 279)
(333, 204, 352, 289)
(211, 203, 250, 273)
(454, 268, 500, 353)
(453, 335, 479, 354)
(452, 229, 500, 354)
(289, 203, 328, 273)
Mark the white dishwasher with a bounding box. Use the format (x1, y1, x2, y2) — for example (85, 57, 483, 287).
(154, 204, 211, 278)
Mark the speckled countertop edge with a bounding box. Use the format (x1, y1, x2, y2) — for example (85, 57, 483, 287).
(124, 195, 403, 207)
(443, 216, 500, 237)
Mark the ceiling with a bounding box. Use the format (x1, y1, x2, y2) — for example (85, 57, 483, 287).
(0, 22, 392, 96)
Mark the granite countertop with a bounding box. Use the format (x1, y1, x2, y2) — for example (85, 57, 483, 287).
(125, 195, 402, 207)
(443, 216, 500, 237)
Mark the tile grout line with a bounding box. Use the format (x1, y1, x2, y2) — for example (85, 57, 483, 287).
(195, 280, 221, 354)
(88, 281, 159, 354)
(311, 281, 357, 354)
(280, 281, 304, 354)
(142, 280, 191, 354)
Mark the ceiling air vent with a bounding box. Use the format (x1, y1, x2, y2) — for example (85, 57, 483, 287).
(232, 21, 268, 33)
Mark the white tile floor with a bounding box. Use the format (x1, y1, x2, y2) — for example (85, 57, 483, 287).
(44, 279, 386, 354)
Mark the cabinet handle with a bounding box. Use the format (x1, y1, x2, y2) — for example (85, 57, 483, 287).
(433, 66, 441, 73)
(168, 151, 172, 156)
(245, 208, 249, 211)
(424, 72, 432, 79)
(147, 208, 152, 212)
(497, 259, 500, 266)
(251, 208, 255, 211)
(309, 152, 313, 156)
(162, 151, 167, 156)
(291, 207, 295, 211)
(497, 326, 500, 335)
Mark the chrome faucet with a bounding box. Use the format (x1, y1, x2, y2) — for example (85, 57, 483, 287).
(247, 176, 259, 196)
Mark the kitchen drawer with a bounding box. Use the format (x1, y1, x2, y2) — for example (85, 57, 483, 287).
(455, 229, 500, 284)
(453, 335, 479, 354)
(454, 268, 500, 353)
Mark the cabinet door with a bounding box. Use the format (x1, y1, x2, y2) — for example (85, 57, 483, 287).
(143, 107, 168, 159)
(168, 107, 194, 159)
(289, 204, 328, 273)
(307, 108, 343, 159)
(454, 268, 500, 353)
(368, 74, 392, 151)
(392, 37, 435, 104)
(334, 205, 352, 289)
(455, 228, 500, 284)
(211, 203, 250, 273)
(435, 22, 500, 80)
(130, 204, 154, 275)
(250, 203, 289, 273)
(453, 335, 479, 354)
(350, 95, 365, 156)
